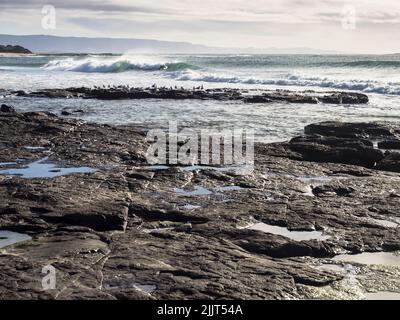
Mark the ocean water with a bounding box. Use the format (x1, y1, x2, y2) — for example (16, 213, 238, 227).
(1, 54, 400, 142)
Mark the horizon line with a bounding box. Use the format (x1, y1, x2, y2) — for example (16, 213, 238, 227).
(1, 33, 399, 55)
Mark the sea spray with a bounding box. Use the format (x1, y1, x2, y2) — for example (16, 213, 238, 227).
(167, 70, 400, 95)
(41, 56, 197, 73)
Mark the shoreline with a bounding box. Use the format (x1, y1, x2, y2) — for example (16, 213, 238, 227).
(0, 105, 400, 299)
(0, 52, 36, 57)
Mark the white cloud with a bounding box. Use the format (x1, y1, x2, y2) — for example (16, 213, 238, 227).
(0, 0, 400, 53)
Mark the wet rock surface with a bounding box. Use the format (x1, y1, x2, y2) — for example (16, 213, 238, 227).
(0, 104, 16, 113)
(6, 87, 369, 104)
(1, 110, 400, 300)
(262, 121, 400, 171)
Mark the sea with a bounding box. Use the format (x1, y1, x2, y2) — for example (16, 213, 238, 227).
(1, 53, 400, 142)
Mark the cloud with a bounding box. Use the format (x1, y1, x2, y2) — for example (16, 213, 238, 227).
(3, 0, 400, 23)
(1, 0, 400, 53)
(0, 0, 171, 14)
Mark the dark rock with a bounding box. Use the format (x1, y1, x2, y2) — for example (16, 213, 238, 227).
(243, 96, 272, 103)
(312, 185, 355, 197)
(0, 104, 15, 113)
(376, 152, 400, 172)
(0, 45, 32, 54)
(319, 92, 369, 104)
(289, 135, 384, 168)
(12, 90, 27, 96)
(263, 92, 318, 104)
(18, 86, 370, 105)
(129, 205, 209, 223)
(305, 121, 397, 139)
(34, 124, 73, 134)
(378, 140, 400, 150)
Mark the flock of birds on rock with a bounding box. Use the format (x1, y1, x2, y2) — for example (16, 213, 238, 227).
(89, 84, 204, 91)
(91, 84, 205, 92)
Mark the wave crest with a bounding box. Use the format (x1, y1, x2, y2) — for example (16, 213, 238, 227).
(42, 57, 196, 73)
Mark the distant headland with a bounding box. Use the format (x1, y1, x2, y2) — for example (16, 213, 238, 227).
(0, 44, 32, 56)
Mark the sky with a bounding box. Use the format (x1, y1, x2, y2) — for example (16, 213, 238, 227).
(0, 0, 400, 53)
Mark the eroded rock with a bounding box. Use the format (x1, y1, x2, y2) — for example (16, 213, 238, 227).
(0, 110, 399, 300)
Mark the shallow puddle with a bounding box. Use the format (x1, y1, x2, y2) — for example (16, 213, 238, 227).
(0, 162, 16, 166)
(0, 157, 97, 178)
(333, 252, 400, 267)
(216, 185, 243, 192)
(0, 230, 32, 249)
(366, 217, 398, 228)
(297, 176, 338, 185)
(144, 165, 170, 171)
(372, 141, 380, 149)
(24, 146, 46, 151)
(247, 222, 331, 241)
(364, 291, 400, 300)
(180, 165, 251, 175)
(104, 280, 156, 294)
(175, 186, 213, 196)
(316, 263, 346, 273)
(181, 204, 202, 210)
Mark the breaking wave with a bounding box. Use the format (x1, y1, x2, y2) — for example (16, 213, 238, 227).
(37, 54, 400, 95)
(169, 70, 400, 95)
(41, 57, 197, 73)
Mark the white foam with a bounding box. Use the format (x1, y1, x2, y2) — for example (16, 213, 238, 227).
(168, 70, 400, 95)
(42, 57, 167, 73)
(41, 55, 196, 74)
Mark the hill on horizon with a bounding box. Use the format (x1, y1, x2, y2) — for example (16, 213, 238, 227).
(0, 34, 340, 55)
(0, 44, 32, 54)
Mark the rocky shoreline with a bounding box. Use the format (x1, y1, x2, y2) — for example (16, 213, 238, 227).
(1, 105, 400, 299)
(6, 87, 369, 104)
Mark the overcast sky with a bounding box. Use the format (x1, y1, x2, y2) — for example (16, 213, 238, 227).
(0, 0, 399, 53)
